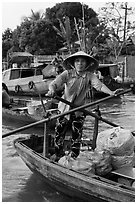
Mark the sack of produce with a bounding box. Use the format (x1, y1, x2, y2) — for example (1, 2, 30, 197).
(58, 154, 95, 175)
(92, 150, 112, 176)
(96, 127, 135, 156)
(71, 159, 95, 175)
(112, 152, 135, 170)
(78, 149, 112, 176)
(58, 155, 75, 169)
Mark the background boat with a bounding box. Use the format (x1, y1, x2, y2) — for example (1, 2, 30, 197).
(2, 52, 56, 96)
(2, 97, 58, 129)
(87, 63, 134, 99)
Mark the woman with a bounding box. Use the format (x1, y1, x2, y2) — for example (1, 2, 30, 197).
(47, 51, 120, 161)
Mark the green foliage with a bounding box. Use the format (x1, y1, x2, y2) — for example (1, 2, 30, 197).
(2, 28, 13, 59)
(18, 19, 58, 54)
(2, 2, 135, 62)
(2, 28, 13, 41)
(46, 2, 99, 51)
(2, 2, 100, 58)
(99, 2, 135, 41)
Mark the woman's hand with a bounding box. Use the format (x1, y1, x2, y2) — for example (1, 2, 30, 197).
(45, 90, 55, 98)
(112, 88, 124, 96)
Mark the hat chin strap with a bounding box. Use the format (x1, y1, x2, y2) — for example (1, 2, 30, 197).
(69, 63, 75, 69)
(85, 62, 96, 72)
(84, 64, 91, 71)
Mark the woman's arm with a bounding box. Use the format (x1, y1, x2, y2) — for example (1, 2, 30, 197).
(90, 73, 114, 95)
(47, 70, 68, 96)
(100, 83, 114, 95)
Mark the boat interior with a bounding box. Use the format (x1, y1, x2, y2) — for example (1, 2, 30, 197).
(16, 132, 135, 191)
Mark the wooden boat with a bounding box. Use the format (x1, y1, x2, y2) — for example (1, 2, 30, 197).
(90, 63, 134, 99)
(2, 97, 58, 129)
(98, 64, 120, 89)
(13, 127, 135, 202)
(98, 63, 134, 88)
(3, 88, 135, 202)
(2, 52, 56, 96)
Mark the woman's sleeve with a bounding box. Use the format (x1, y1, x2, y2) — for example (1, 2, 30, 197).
(90, 73, 103, 91)
(49, 70, 68, 92)
(90, 73, 113, 95)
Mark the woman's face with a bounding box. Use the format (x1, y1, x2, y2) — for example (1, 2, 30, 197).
(74, 57, 87, 72)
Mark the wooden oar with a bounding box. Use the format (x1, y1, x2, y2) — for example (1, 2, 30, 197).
(51, 87, 132, 127)
(2, 88, 133, 138)
(33, 82, 46, 113)
(54, 95, 119, 127)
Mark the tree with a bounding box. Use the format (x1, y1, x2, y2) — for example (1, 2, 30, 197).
(2, 28, 13, 59)
(98, 2, 135, 41)
(52, 16, 72, 53)
(95, 2, 135, 60)
(2, 3, 100, 57)
(45, 2, 99, 52)
(18, 19, 59, 54)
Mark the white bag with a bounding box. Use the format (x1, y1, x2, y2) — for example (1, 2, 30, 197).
(71, 159, 95, 175)
(112, 152, 135, 170)
(96, 127, 135, 156)
(78, 149, 112, 176)
(58, 155, 74, 169)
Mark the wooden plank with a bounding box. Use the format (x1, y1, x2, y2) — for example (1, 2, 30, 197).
(111, 167, 135, 180)
(12, 107, 28, 111)
(43, 122, 48, 157)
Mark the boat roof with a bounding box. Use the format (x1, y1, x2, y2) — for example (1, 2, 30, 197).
(99, 64, 117, 68)
(9, 52, 33, 63)
(3, 67, 36, 72)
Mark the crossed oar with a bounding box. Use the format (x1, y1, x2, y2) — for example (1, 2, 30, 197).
(2, 87, 134, 139)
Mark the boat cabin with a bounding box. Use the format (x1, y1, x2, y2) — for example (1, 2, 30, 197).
(95, 63, 121, 91)
(2, 67, 43, 81)
(98, 64, 119, 79)
(2, 52, 56, 95)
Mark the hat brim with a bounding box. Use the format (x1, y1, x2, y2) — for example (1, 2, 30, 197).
(63, 53, 98, 72)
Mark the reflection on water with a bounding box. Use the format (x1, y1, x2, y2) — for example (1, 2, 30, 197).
(2, 93, 135, 202)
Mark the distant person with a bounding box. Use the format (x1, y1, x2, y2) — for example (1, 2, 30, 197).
(46, 51, 122, 161)
(55, 65, 64, 75)
(94, 70, 103, 80)
(90, 46, 99, 61)
(51, 52, 64, 75)
(2, 83, 10, 108)
(52, 53, 65, 96)
(51, 52, 63, 66)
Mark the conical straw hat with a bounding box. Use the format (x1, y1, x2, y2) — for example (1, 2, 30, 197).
(63, 51, 98, 71)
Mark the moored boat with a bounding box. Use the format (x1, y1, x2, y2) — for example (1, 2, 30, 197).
(2, 97, 58, 129)
(2, 52, 56, 96)
(98, 63, 134, 89)
(89, 63, 134, 99)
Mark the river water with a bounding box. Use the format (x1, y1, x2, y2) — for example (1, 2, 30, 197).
(2, 93, 135, 202)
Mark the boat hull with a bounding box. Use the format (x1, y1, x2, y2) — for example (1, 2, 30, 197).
(14, 137, 135, 202)
(2, 66, 56, 96)
(2, 99, 58, 129)
(4, 78, 54, 96)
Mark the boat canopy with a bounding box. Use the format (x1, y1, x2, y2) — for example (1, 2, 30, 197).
(98, 64, 118, 78)
(42, 64, 56, 78)
(8, 52, 33, 63)
(99, 64, 117, 68)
